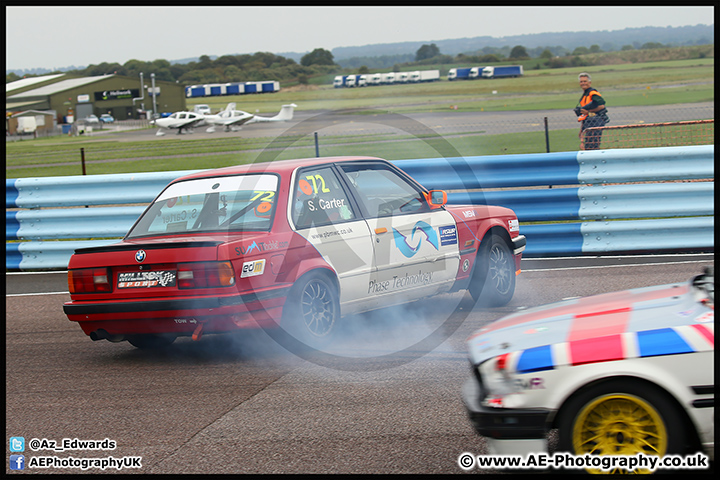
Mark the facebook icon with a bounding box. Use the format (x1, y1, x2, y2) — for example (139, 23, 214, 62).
(10, 454, 25, 471)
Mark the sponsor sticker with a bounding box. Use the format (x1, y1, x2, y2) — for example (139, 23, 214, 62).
(439, 225, 458, 246)
(508, 219, 519, 232)
(118, 271, 176, 288)
(241, 259, 266, 278)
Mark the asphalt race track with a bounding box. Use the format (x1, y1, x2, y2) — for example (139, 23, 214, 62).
(6, 254, 713, 474)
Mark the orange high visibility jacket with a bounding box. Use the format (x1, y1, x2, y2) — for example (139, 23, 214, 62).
(579, 88, 604, 110)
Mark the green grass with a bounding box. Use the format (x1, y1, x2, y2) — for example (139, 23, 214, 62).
(182, 58, 714, 113)
(6, 57, 713, 178)
(6, 128, 583, 177)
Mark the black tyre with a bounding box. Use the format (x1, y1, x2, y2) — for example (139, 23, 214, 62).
(557, 379, 686, 474)
(283, 272, 339, 344)
(469, 234, 515, 307)
(126, 334, 176, 349)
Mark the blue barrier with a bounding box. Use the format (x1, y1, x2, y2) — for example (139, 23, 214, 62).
(6, 146, 714, 270)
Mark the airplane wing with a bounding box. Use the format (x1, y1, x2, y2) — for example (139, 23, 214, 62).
(205, 111, 255, 128)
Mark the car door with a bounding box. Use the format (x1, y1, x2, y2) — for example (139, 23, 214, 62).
(337, 162, 460, 305)
(290, 164, 375, 313)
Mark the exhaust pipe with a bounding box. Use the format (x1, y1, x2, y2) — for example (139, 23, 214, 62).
(90, 329, 126, 343)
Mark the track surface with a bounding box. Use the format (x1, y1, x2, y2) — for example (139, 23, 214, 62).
(6, 254, 712, 473)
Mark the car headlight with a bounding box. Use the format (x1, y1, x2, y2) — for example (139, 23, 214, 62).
(478, 352, 526, 408)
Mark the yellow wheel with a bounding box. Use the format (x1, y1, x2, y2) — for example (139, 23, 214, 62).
(573, 394, 667, 457)
(558, 379, 685, 474)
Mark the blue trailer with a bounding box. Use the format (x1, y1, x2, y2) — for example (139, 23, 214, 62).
(225, 83, 244, 95)
(260, 81, 280, 93)
(185, 81, 279, 97)
(481, 65, 524, 79)
(186, 85, 207, 98)
(448, 67, 472, 81)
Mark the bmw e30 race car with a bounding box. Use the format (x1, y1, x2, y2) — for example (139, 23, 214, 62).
(463, 267, 714, 469)
(63, 156, 525, 348)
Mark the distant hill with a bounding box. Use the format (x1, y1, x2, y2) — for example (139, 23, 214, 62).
(6, 24, 713, 76)
(330, 25, 714, 59)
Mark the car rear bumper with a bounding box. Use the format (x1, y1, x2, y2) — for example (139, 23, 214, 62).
(63, 286, 289, 316)
(64, 287, 290, 336)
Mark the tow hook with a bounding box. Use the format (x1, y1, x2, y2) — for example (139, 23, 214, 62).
(192, 321, 206, 341)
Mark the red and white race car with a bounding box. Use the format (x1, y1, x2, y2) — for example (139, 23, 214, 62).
(63, 156, 525, 348)
(463, 267, 714, 470)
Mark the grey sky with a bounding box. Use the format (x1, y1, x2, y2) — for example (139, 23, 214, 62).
(5, 6, 714, 71)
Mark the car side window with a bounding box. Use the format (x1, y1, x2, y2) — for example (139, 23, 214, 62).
(292, 166, 356, 229)
(339, 164, 428, 218)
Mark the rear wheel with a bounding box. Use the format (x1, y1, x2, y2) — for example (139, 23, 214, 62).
(557, 379, 686, 474)
(283, 272, 339, 345)
(469, 234, 515, 307)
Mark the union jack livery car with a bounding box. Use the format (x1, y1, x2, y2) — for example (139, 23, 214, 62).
(63, 156, 526, 349)
(463, 267, 714, 468)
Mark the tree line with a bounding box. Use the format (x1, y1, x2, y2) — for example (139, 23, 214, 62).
(6, 40, 712, 86)
(6, 49, 339, 85)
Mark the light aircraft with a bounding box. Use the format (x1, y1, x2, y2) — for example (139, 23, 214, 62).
(204, 103, 296, 133)
(150, 111, 206, 136)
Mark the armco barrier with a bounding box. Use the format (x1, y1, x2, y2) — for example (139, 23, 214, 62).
(6, 146, 714, 270)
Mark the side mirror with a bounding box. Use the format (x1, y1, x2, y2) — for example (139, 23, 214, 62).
(426, 190, 447, 209)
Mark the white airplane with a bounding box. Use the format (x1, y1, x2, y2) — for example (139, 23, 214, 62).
(204, 103, 297, 133)
(150, 111, 206, 136)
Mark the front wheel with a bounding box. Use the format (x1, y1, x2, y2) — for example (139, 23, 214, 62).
(469, 234, 515, 307)
(283, 272, 339, 344)
(557, 379, 686, 474)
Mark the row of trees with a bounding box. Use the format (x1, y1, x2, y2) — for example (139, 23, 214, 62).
(340, 41, 694, 70)
(6, 49, 339, 85)
(6, 41, 710, 85)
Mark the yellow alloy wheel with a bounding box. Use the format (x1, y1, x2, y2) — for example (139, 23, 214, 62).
(573, 393, 668, 457)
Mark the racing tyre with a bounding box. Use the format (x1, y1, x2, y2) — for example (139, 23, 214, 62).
(126, 334, 177, 349)
(557, 379, 686, 474)
(469, 234, 515, 307)
(283, 272, 339, 345)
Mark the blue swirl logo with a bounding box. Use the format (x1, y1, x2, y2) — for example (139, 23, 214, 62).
(392, 221, 439, 258)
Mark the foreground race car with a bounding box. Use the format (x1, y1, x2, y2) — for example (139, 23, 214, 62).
(63, 156, 525, 348)
(463, 267, 714, 470)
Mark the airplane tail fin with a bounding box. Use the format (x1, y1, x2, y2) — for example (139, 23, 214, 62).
(225, 102, 236, 112)
(274, 103, 296, 121)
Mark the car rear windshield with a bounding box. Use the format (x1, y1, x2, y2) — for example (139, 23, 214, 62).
(127, 174, 279, 238)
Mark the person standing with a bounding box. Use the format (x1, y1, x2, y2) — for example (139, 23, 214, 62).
(575, 73, 609, 150)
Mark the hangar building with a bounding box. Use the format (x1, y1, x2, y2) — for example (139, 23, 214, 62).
(6, 73, 186, 123)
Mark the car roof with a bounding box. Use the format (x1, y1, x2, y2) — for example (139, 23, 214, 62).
(174, 156, 388, 182)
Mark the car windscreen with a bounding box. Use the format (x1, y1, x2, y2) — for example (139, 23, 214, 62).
(127, 174, 278, 238)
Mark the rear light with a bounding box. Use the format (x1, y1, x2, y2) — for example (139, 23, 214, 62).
(177, 262, 235, 289)
(68, 268, 112, 294)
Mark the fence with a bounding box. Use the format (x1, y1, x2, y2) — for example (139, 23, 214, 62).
(581, 119, 715, 150)
(6, 145, 714, 270)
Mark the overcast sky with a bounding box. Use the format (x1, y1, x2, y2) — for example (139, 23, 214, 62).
(6, 6, 714, 71)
